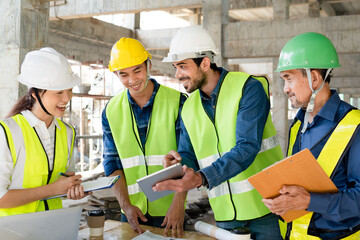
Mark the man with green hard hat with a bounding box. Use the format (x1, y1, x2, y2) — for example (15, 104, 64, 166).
(263, 32, 360, 239)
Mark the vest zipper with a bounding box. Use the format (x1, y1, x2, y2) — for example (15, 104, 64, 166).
(129, 101, 145, 154)
(128, 88, 160, 217)
(144, 111, 153, 216)
(203, 71, 237, 221)
(285, 222, 292, 239)
(33, 127, 55, 211)
(143, 88, 161, 217)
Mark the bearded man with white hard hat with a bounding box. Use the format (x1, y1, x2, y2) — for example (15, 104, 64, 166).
(154, 26, 284, 239)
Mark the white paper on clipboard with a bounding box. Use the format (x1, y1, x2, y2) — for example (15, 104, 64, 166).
(43, 175, 120, 200)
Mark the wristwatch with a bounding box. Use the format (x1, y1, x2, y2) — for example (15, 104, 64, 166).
(198, 171, 209, 189)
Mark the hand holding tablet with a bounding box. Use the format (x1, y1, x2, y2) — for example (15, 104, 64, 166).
(136, 163, 184, 202)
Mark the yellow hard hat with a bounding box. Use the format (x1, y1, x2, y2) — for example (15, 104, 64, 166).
(109, 37, 152, 72)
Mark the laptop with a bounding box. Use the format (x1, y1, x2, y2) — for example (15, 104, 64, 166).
(0, 206, 82, 240)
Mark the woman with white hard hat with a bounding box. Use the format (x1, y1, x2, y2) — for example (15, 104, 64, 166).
(0, 47, 88, 216)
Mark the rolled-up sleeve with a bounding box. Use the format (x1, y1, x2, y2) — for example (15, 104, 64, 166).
(102, 106, 122, 176)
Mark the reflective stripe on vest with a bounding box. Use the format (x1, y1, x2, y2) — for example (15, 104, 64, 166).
(182, 72, 284, 221)
(0, 114, 75, 216)
(106, 85, 180, 216)
(128, 182, 141, 195)
(121, 155, 165, 170)
(287, 109, 360, 239)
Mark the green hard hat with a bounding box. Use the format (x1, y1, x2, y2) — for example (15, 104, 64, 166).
(276, 32, 341, 72)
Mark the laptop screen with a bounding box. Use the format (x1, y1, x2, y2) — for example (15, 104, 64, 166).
(0, 206, 82, 240)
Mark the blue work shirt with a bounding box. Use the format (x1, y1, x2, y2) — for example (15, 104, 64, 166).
(292, 90, 360, 233)
(102, 78, 186, 175)
(179, 68, 270, 190)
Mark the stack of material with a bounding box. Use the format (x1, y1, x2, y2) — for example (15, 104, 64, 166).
(88, 187, 122, 221)
(184, 189, 214, 231)
(63, 174, 122, 228)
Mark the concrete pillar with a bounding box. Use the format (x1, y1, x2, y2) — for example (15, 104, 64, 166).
(343, 94, 351, 104)
(134, 13, 141, 30)
(309, 1, 321, 18)
(189, 8, 201, 26)
(356, 98, 360, 109)
(0, 0, 49, 119)
(202, 0, 228, 69)
(271, 58, 288, 156)
(272, 0, 290, 156)
(273, 0, 289, 21)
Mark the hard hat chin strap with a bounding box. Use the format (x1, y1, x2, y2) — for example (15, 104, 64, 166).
(144, 58, 151, 89)
(34, 89, 52, 116)
(301, 68, 332, 133)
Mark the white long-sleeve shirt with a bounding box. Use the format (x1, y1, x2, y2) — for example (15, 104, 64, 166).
(0, 110, 74, 198)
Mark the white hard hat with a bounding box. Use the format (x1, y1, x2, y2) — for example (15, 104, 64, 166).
(17, 47, 81, 90)
(162, 26, 219, 63)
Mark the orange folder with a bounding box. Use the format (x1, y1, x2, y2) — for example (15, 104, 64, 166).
(248, 148, 338, 222)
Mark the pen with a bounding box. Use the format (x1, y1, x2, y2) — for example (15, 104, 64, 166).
(60, 172, 70, 177)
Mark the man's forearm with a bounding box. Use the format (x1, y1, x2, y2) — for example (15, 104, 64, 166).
(173, 191, 187, 206)
(110, 170, 131, 209)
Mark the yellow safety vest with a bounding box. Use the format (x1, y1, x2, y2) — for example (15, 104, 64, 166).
(106, 85, 181, 216)
(286, 109, 360, 239)
(0, 114, 75, 216)
(181, 72, 284, 221)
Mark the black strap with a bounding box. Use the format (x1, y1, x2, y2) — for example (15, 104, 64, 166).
(34, 89, 51, 116)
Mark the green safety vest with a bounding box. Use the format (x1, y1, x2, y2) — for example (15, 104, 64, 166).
(0, 114, 75, 216)
(181, 72, 284, 221)
(106, 85, 181, 216)
(286, 109, 360, 240)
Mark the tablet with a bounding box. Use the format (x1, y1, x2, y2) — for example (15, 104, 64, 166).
(136, 163, 184, 202)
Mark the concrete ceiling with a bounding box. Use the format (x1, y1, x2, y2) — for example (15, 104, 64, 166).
(150, 0, 360, 22)
(47, 0, 360, 97)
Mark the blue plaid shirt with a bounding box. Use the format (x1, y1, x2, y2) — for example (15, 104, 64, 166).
(102, 78, 186, 175)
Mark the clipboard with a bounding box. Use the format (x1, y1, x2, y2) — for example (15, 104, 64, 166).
(248, 148, 338, 222)
(43, 175, 120, 200)
(136, 163, 184, 202)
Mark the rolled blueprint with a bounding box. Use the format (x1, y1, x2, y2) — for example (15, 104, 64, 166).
(194, 221, 251, 240)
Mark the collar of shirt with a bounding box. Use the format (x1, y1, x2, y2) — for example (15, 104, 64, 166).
(127, 78, 160, 108)
(294, 90, 340, 127)
(199, 68, 227, 101)
(21, 110, 60, 130)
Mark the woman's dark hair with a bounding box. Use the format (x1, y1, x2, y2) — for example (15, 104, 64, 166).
(193, 58, 218, 71)
(6, 88, 45, 118)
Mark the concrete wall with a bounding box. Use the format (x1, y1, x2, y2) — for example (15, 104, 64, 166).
(48, 18, 133, 64)
(223, 15, 360, 58)
(0, 0, 48, 119)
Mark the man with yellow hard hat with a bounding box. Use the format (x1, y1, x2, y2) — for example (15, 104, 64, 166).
(102, 37, 187, 238)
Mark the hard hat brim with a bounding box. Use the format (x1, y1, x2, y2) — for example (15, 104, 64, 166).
(18, 73, 81, 91)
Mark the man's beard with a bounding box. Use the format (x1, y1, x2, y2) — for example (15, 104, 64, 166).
(185, 70, 207, 94)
